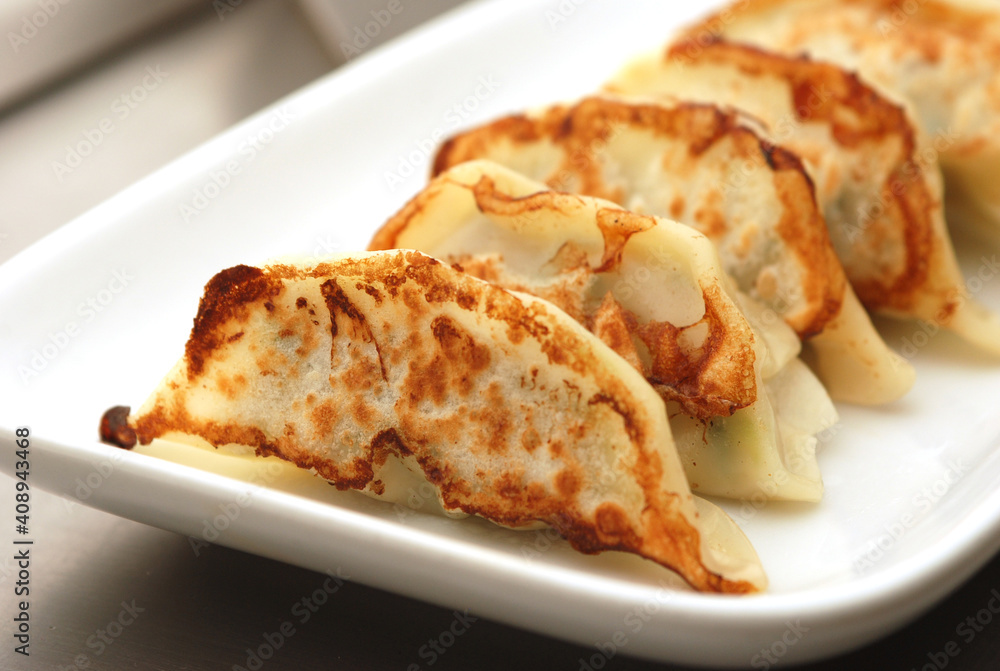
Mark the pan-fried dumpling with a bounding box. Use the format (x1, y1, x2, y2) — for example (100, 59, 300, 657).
(682, 0, 1000, 240)
(114, 249, 765, 593)
(432, 95, 914, 404)
(370, 160, 837, 502)
(606, 38, 1000, 356)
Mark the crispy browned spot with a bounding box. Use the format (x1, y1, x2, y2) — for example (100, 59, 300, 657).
(669, 195, 686, 219)
(594, 208, 656, 272)
(401, 314, 494, 407)
(214, 371, 248, 400)
(370, 427, 411, 459)
(846, 164, 942, 314)
(639, 284, 755, 418)
(310, 399, 338, 440)
(667, 38, 907, 149)
(360, 283, 383, 304)
(186, 265, 280, 378)
(99, 405, 136, 449)
(321, 279, 388, 383)
(595, 503, 635, 544)
(590, 292, 644, 373)
(767, 147, 843, 337)
(431, 315, 491, 374)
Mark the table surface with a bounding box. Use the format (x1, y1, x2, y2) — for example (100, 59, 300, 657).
(2, 1, 1000, 669)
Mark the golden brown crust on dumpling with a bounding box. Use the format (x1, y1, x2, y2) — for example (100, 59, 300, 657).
(662, 38, 950, 318)
(128, 250, 761, 594)
(433, 95, 845, 339)
(373, 171, 759, 420)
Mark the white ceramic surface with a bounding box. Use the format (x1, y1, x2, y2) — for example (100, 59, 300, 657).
(2, 0, 1000, 666)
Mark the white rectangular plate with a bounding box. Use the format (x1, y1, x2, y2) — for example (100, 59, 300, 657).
(3, 0, 1000, 666)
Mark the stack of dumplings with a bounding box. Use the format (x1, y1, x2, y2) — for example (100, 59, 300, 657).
(431, 95, 917, 403)
(606, 35, 1000, 356)
(107, 0, 1000, 594)
(370, 161, 838, 503)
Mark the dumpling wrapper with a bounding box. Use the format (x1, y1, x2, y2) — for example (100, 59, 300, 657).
(606, 38, 1000, 356)
(432, 95, 914, 404)
(683, 0, 1000, 242)
(370, 160, 837, 502)
(119, 249, 765, 594)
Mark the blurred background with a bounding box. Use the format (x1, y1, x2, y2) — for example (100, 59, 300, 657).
(0, 0, 465, 265)
(2, 1, 1000, 670)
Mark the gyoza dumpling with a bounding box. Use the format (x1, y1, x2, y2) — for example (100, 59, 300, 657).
(110, 250, 765, 593)
(682, 0, 1000, 240)
(432, 95, 914, 404)
(370, 160, 838, 502)
(606, 38, 1000, 356)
